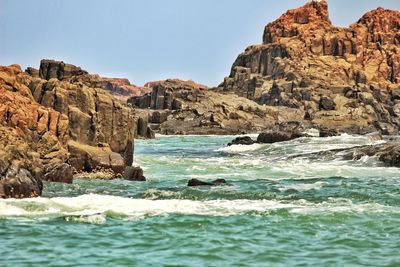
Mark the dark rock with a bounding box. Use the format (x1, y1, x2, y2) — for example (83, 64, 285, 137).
(257, 131, 303, 143)
(0, 166, 43, 199)
(124, 166, 146, 181)
(151, 111, 169, 124)
(39, 59, 88, 80)
(356, 70, 367, 85)
(43, 163, 74, 184)
(379, 146, 400, 167)
(319, 96, 336, 110)
(319, 127, 340, 137)
(25, 67, 39, 77)
(146, 126, 155, 139)
(228, 136, 255, 146)
(137, 116, 149, 137)
(187, 179, 227, 187)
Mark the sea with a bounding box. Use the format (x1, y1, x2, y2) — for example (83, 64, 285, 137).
(1, 134, 400, 266)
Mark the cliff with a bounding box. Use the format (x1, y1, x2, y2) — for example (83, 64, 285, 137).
(0, 60, 140, 198)
(220, 0, 400, 134)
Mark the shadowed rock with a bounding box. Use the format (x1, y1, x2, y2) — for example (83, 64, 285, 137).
(228, 136, 255, 146)
(188, 179, 227, 187)
(124, 166, 146, 181)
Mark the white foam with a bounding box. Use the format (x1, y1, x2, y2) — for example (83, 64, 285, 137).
(0, 195, 398, 222)
(279, 181, 325, 191)
(216, 144, 265, 153)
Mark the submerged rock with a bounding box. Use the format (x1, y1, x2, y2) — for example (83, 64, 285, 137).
(228, 136, 255, 146)
(188, 179, 227, 187)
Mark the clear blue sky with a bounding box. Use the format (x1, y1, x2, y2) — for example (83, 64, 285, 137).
(1, 0, 399, 86)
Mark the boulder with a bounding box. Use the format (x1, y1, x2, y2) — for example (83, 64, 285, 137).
(124, 166, 146, 181)
(257, 131, 304, 144)
(228, 136, 255, 146)
(43, 163, 74, 184)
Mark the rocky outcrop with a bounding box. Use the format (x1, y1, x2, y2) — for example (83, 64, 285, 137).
(38, 59, 150, 101)
(129, 79, 304, 135)
(29, 60, 136, 173)
(0, 60, 141, 198)
(219, 1, 400, 135)
(0, 65, 72, 198)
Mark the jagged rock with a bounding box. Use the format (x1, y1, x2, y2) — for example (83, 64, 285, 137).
(43, 163, 74, 184)
(228, 136, 255, 146)
(0, 60, 142, 198)
(219, 1, 400, 134)
(130, 79, 304, 135)
(124, 166, 146, 181)
(31, 60, 136, 168)
(39, 59, 88, 80)
(187, 179, 227, 187)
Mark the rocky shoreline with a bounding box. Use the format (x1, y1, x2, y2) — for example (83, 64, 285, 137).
(1, 0, 399, 198)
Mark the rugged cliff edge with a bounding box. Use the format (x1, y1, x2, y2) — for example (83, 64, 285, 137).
(0, 60, 140, 198)
(219, 0, 400, 134)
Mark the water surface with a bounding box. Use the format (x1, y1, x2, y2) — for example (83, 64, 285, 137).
(1, 135, 400, 266)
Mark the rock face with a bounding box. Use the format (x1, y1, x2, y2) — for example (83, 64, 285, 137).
(219, 1, 400, 135)
(0, 60, 140, 198)
(0, 65, 71, 197)
(129, 79, 304, 135)
(30, 60, 136, 172)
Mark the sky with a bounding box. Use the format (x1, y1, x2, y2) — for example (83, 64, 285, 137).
(0, 0, 399, 87)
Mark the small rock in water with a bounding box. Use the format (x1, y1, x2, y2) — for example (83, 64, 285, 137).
(228, 136, 255, 146)
(319, 127, 340, 137)
(124, 166, 146, 181)
(188, 179, 227, 187)
(257, 131, 305, 144)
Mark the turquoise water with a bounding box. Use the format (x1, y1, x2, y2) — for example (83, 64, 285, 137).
(2, 135, 400, 266)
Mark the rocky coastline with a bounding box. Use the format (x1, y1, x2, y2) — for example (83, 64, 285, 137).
(0, 60, 144, 198)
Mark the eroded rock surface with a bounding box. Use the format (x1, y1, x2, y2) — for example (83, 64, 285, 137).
(0, 61, 140, 198)
(219, 0, 400, 135)
(129, 79, 303, 135)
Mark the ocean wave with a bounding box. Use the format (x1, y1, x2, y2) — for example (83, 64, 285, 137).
(0, 194, 398, 223)
(215, 144, 265, 153)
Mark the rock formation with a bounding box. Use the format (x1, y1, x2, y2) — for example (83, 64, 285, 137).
(0, 65, 71, 198)
(0, 60, 142, 198)
(100, 77, 151, 101)
(219, 0, 400, 135)
(130, 2, 399, 136)
(129, 79, 303, 135)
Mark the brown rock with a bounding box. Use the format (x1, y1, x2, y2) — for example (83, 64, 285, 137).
(124, 166, 146, 181)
